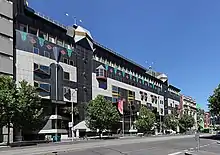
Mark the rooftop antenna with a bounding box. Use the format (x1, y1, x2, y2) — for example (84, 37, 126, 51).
(65, 13, 82, 26)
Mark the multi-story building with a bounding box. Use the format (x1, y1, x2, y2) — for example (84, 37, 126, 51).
(0, 0, 14, 143)
(179, 95, 197, 129)
(1, 0, 182, 142)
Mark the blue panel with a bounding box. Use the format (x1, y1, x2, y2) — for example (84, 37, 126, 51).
(33, 47, 39, 54)
(40, 65, 50, 74)
(39, 83, 50, 92)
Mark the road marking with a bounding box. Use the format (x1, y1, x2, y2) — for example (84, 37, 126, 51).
(168, 151, 182, 155)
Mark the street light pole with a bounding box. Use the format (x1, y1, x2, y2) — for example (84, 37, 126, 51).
(71, 89, 77, 141)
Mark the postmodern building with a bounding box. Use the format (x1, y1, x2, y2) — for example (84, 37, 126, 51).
(1, 0, 183, 142)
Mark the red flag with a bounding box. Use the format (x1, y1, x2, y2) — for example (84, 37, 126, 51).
(118, 99, 124, 115)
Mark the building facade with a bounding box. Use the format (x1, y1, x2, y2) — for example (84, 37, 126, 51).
(179, 95, 197, 129)
(0, 0, 14, 143)
(1, 0, 183, 142)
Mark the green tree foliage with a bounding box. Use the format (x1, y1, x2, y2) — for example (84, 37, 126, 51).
(0, 76, 43, 143)
(13, 80, 43, 132)
(135, 106, 156, 133)
(179, 114, 195, 132)
(86, 95, 120, 134)
(0, 76, 17, 128)
(208, 84, 220, 115)
(164, 114, 178, 131)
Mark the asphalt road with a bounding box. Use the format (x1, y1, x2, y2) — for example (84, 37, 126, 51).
(0, 135, 218, 155)
(55, 137, 218, 155)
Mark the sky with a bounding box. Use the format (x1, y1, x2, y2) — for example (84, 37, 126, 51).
(28, 0, 220, 110)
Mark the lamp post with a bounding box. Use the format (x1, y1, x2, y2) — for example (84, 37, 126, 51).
(71, 88, 77, 141)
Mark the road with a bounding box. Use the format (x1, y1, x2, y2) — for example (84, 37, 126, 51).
(0, 135, 219, 155)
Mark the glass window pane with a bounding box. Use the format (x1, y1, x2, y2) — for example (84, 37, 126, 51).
(57, 39, 63, 46)
(64, 72, 70, 80)
(40, 65, 50, 74)
(112, 86, 118, 92)
(28, 27, 37, 35)
(33, 47, 39, 54)
(34, 81, 38, 87)
(69, 60, 74, 66)
(19, 24, 27, 32)
(44, 51, 50, 58)
(40, 83, 50, 92)
(39, 31, 47, 40)
(63, 58, 68, 64)
(34, 63, 38, 70)
(49, 35, 55, 43)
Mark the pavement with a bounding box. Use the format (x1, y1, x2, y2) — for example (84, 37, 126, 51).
(0, 134, 218, 155)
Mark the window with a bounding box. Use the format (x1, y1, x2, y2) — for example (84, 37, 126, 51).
(63, 72, 70, 80)
(28, 27, 37, 35)
(34, 81, 39, 87)
(34, 63, 39, 70)
(44, 51, 50, 58)
(39, 83, 50, 92)
(145, 95, 148, 101)
(19, 24, 27, 32)
(69, 60, 74, 66)
(112, 86, 118, 93)
(160, 100, 163, 104)
(49, 35, 55, 43)
(64, 43, 71, 49)
(63, 58, 68, 64)
(141, 95, 144, 101)
(112, 97, 118, 103)
(160, 108, 163, 115)
(40, 65, 50, 74)
(39, 31, 47, 40)
(33, 47, 39, 54)
(57, 39, 63, 46)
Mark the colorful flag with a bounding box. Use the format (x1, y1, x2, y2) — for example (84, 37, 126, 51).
(118, 99, 125, 115)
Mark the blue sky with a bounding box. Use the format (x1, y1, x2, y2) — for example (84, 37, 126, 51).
(28, 0, 220, 110)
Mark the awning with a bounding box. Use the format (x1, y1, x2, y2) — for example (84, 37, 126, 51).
(73, 121, 91, 132)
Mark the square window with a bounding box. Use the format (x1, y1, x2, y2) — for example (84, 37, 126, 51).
(44, 51, 50, 58)
(69, 60, 74, 66)
(28, 27, 37, 35)
(112, 86, 118, 92)
(19, 24, 27, 32)
(33, 47, 39, 54)
(49, 35, 55, 43)
(39, 31, 47, 40)
(64, 72, 70, 80)
(57, 39, 63, 46)
(63, 58, 68, 64)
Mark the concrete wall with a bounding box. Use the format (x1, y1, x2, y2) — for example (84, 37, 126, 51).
(0, 0, 13, 75)
(92, 73, 165, 115)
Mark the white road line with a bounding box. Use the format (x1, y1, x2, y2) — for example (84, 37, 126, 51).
(168, 151, 183, 155)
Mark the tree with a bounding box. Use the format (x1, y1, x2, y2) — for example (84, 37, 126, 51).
(135, 106, 156, 134)
(0, 75, 17, 144)
(0, 76, 43, 143)
(13, 80, 43, 133)
(208, 84, 220, 115)
(179, 114, 195, 132)
(164, 114, 178, 131)
(86, 95, 120, 136)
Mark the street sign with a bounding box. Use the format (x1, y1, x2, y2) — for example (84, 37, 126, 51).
(68, 122, 73, 128)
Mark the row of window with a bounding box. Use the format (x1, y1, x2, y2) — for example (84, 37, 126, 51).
(33, 47, 50, 58)
(34, 81, 51, 92)
(34, 63, 50, 75)
(63, 58, 74, 66)
(19, 24, 72, 49)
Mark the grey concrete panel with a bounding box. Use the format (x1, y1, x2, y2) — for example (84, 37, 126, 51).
(0, 54, 13, 74)
(0, 0, 13, 18)
(0, 17, 13, 37)
(0, 36, 13, 56)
